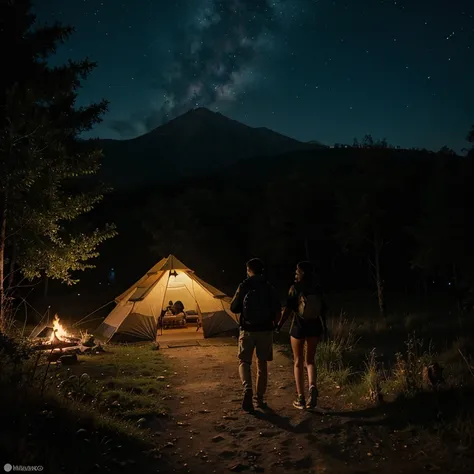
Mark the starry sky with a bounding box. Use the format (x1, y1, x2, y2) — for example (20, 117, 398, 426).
(36, 0, 474, 153)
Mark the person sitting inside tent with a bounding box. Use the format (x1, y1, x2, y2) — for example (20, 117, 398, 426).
(159, 301, 175, 329)
(161, 300, 186, 328)
(172, 301, 185, 318)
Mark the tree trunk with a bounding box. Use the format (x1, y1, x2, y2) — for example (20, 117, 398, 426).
(373, 230, 386, 318)
(0, 195, 7, 333)
(7, 243, 16, 290)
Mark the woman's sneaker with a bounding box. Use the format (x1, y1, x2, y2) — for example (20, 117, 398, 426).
(292, 395, 306, 410)
(307, 385, 318, 409)
(255, 396, 268, 410)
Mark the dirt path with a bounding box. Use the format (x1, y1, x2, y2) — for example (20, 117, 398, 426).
(155, 343, 447, 474)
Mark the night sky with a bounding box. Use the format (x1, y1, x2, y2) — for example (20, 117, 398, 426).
(36, 0, 474, 153)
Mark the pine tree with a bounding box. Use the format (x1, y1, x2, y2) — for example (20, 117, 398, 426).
(0, 0, 116, 330)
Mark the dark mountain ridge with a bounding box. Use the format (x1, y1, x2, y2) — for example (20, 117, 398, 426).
(89, 108, 325, 188)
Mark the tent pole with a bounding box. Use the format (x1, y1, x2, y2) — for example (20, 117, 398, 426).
(189, 275, 204, 333)
(158, 267, 173, 339)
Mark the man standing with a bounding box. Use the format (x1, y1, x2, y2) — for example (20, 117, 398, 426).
(231, 258, 281, 411)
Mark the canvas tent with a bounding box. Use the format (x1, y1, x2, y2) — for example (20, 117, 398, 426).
(95, 255, 239, 341)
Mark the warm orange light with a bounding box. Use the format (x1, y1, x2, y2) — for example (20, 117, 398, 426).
(49, 315, 73, 342)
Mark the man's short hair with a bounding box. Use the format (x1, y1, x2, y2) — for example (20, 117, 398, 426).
(246, 258, 264, 275)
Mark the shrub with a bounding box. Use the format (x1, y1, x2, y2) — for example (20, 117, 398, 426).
(391, 333, 436, 395)
(316, 312, 358, 385)
(362, 348, 383, 403)
(0, 332, 36, 386)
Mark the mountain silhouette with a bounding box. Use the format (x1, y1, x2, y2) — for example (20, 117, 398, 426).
(89, 108, 324, 188)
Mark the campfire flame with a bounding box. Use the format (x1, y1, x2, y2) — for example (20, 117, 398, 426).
(49, 315, 73, 343)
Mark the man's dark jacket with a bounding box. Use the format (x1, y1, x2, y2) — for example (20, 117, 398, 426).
(230, 275, 281, 331)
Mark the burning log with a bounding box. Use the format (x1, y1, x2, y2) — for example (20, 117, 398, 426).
(31, 316, 106, 362)
(33, 339, 79, 350)
(31, 314, 80, 350)
(49, 314, 78, 344)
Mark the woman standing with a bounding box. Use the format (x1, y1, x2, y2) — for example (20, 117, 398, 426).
(278, 261, 328, 409)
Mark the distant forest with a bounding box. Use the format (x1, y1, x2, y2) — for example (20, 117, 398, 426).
(85, 132, 474, 318)
(2, 0, 472, 324)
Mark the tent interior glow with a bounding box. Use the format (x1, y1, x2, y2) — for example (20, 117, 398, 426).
(96, 255, 239, 342)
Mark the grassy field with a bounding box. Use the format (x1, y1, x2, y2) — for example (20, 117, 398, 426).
(277, 306, 474, 466)
(53, 344, 170, 421)
(2, 291, 474, 472)
(0, 340, 172, 474)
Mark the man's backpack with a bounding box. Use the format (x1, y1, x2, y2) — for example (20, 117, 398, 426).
(297, 291, 323, 320)
(242, 285, 273, 327)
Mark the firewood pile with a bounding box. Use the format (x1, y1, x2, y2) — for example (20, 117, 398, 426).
(30, 315, 105, 364)
(32, 334, 81, 351)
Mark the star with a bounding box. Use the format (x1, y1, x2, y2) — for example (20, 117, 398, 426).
(32, 0, 473, 153)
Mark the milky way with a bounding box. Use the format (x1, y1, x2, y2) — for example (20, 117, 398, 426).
(37, 0, 474, 151)
(111, 0, 289, 136)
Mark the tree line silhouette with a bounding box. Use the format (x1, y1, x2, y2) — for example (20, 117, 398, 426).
(138, 132, 474, 316)
(1, 0, 473, 326)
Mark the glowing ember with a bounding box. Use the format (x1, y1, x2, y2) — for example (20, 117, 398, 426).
(49, 315, 73, 343)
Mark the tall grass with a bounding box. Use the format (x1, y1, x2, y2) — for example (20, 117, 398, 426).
(361, 348, 383, 403)
(390, 333, 436, 395)
(316, 312, 358, 385)
(0, 333, 166, 473)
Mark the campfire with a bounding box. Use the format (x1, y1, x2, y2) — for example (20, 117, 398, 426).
(30, 314, 80, 350)
(30, 314, 104, 362)
(49, 315, 75, 344)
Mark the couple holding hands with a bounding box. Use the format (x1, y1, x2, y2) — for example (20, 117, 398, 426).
(230, 258, 328, 412)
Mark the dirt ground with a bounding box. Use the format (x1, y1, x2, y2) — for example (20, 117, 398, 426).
(154, 343, 467, 474)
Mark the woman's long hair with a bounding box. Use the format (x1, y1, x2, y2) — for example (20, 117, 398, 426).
(296, 261, 320, 291)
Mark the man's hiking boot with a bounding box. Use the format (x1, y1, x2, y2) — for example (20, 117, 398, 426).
(242, 390, 254, 412)
(292, 394, 306, 410)
(255, 396, 268, 410)
(307, 385, 318, 409)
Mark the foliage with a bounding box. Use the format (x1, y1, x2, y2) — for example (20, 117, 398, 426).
(316, 314, 357, 384)
(0, 335, 162, 473)
(352, 134, 390, 149)
(138, 133, 474, 300)
(0, 0, 116, 311)
(335, 150, 407, 314)
(362, 348, 383, 402)
(142, 184, 251, 283)
(438, 145, 456, 156)
(467, 125, 474, 146)
(0, 332, 33, 366)
(253, 167, 333, 265)
(52, 344, 169, 419)
(410, 154, 474, 284)
(391, 333, 436, 395)
(143, 188, 215, 257)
